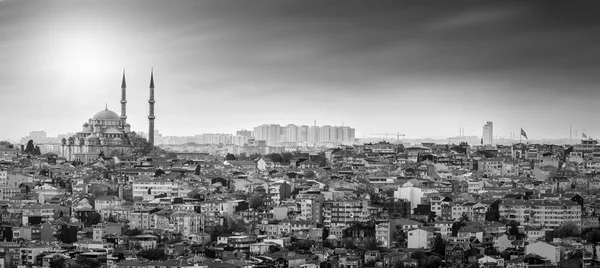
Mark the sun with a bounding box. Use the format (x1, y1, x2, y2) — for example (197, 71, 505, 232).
(58, 36, 113, 75)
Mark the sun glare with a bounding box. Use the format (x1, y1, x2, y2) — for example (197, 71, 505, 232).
(63, 38, 110, 75)
(51, 34, 115, 76)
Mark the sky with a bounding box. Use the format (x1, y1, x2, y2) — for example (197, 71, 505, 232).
(1, 0, 600, 141)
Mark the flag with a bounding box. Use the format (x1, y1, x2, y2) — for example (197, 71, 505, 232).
(583, 133, 588, 139)
(521, 128, 528, 139)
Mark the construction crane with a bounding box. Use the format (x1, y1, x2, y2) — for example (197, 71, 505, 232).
(369, 132, 406, 140)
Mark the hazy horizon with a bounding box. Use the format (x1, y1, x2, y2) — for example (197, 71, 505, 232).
(2, 0, 600, 141)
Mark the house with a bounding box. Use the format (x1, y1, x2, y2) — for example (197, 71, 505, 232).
(298, 161, 319, 170)
(445, 242, 478, 266)
(338, 255, 361, 268)
(95, 195, 125, 218)
(433, 221, 453, 238)
(478, 255, 504, 267)
(505, 254, 549, 268)
(92, 223, 122, 242)
(525, 241, 562, 264)
(525, 226, 545, 243)
(395, 218, 424, 231)
(407, 229, 434, 249)
(493, 234, 513, 252)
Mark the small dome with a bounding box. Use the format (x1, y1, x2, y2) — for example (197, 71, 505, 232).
(92, 109, 120, 120)
(82, 123, 89, 128)
(80, 126, 93, 134)
(86, 134, 99, 140)
(124, 123, 131, 127)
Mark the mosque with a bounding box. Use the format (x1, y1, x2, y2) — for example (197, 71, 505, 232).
(61, 71, 156, 162)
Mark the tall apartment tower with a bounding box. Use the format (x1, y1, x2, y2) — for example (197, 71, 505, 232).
(483, 121, 493, 146)
(148, 70, 156, 147)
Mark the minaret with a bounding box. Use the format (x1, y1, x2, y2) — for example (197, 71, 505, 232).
(148, 69, 156, 147)
(120, 70, 127, 121)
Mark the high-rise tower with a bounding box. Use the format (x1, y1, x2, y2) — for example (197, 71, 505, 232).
(120, 70, 127, 121)
(483, 121, 493, 146)
(148, 69, 156, 147)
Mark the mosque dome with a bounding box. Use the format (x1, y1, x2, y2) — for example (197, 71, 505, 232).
(80, 127, 93, 134)
(82, 123, 89, 128)
(92, 109, 120, 120)
(86, 134, 99, 140)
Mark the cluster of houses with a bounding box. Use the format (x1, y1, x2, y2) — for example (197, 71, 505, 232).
(0, 139, 600, 268)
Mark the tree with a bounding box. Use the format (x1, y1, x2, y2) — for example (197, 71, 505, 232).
(395, 230, 407, 248)
(82, 211, 102, 226)
(500, 250, 511, 260)
(291, 239, 313, 250)
(131, 241, 143, 250)
(363, 237, 379, 250)
(428, 212, 437, 222)
(485, 200, 502, 222)
(281, 152, 294, 164)
(74, 255, 102, 268)
(225, 153, 236, 160)
(485, 247, 500, 256)
(420, 256, 443, 268)
(124, 228, 143, 236)
(195, 165, 201, 175)
(109, 149, 122, 157)
(267, 153, 283, 163)
(451, 221, 465, 237)
(249, 195, 263, 209)
(49, 255, 66, 268)
(304, 171, 316, 179)
(0, 141, 13, 149)
(382, 188, 395, 197)
(129, 133, 153, 156)
(507, 220, 520, 235)
(582, 228, 600, 243)
(138, 249, 167, 261)
(432, 234, 446, 257)
(343, 238, 356, 249)
(546, 221, 580, 241)
(155, 169, 165, 177)
(25, 140, 35, 154)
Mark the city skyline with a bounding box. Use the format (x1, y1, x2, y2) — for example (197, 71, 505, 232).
(2, 1, 600, 141)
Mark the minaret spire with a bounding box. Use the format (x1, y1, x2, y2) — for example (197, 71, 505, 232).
(120, 69, 127, 121)
(148, 69, 156, 147)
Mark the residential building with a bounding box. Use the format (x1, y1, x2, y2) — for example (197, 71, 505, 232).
(525, 241, 562, 264)
(407, 229, 434, 249)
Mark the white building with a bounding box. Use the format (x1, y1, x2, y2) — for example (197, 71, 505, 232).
(525, 241, 562, 264)
(499, 199, 581, 228)
(132, 178, 174, 201)
(483, 121, 493, 146)
(394, 184, 437, 209)
(0, 169, 7, 185)
(407, 229, 434, 249)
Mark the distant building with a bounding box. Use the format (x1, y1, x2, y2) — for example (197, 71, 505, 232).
(236, 129, 252, 138)
(483, 121, 493, 145)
